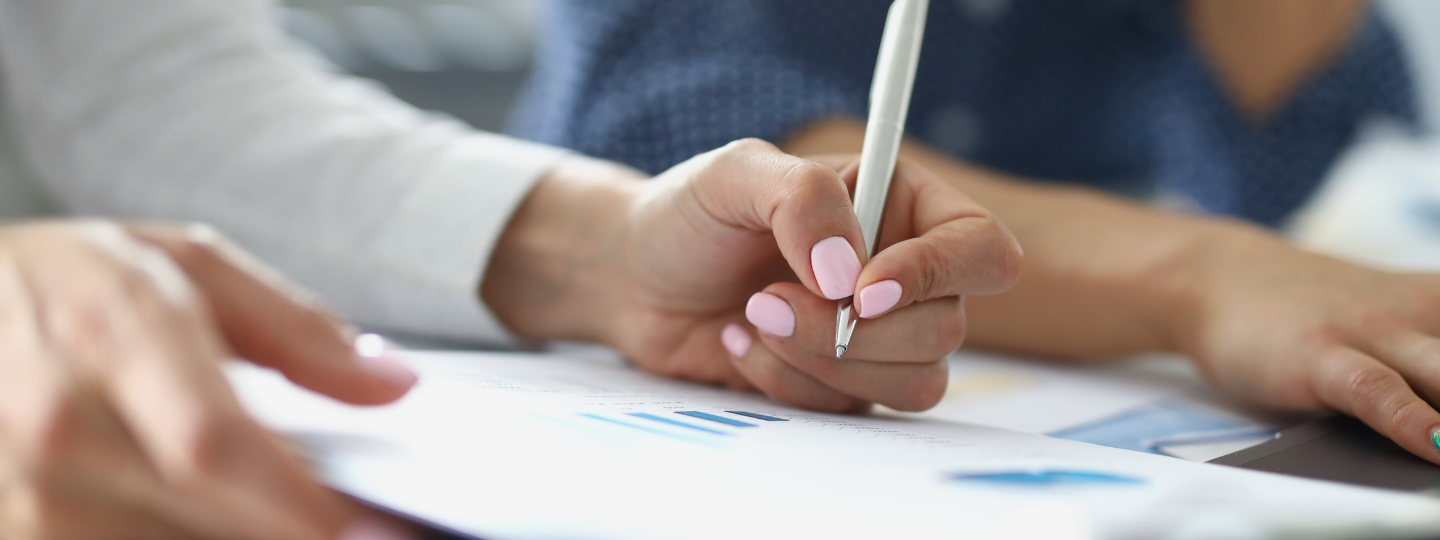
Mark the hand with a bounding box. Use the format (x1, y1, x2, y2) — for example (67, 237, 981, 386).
(1179, 226, 1440, 464)
(0, 221, 418, 540)
(783, 117, 1440, 462)
(484, 140, 1021, 412)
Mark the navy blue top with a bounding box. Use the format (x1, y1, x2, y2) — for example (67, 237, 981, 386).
(508, 0, 1416, 226)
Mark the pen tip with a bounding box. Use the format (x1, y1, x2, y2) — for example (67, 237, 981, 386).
(835, 345, 847, 358)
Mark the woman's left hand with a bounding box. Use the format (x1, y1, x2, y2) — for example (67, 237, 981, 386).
(484, 140, 1021, 412)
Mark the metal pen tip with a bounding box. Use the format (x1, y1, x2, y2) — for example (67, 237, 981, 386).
(835, 300, 857, 358)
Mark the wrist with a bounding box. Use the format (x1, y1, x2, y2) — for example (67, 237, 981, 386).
(1156, 216, 1279, 359)
(480, 156, 644, 345)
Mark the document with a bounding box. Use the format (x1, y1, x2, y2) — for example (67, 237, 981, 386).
(228, 351, 1440, 540)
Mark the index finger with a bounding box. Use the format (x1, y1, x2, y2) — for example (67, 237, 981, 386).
(853, 161, 1022, 319)
(1311, 347, 1440, 465)
(126, 223, 415, 405)
(691, 139, 867, 301)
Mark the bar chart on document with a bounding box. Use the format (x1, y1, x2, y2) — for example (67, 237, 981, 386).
(228, 351, 1440, 540)
(918, 351, 1291, 461)
(416, 354, 987, 460)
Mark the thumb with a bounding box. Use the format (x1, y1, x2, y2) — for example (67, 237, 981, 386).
(125, 223, 417, 405)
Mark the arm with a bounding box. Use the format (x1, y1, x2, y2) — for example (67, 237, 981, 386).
(785, 117, 1440, 465)
(785, 119, 1208, 359)
(0, 0, 568, 343)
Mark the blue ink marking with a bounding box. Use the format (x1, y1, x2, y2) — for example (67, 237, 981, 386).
(677, 411, 756, 427)
(628, 413, 730, 435)
(726, 411, 788, 422)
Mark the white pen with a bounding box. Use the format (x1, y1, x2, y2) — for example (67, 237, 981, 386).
(835, 0, 928, 358)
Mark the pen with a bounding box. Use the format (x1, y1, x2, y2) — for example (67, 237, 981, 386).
(835, 0, 928, 358)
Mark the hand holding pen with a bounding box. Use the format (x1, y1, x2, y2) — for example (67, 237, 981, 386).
(486, 140, 1020, 414)
(728, 152, 1022, 412)
(485, 0, 1018, 413)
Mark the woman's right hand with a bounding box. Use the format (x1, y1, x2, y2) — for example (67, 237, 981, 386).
(0, 221, 417, 540)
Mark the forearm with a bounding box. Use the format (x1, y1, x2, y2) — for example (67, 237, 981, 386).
(0, 0, 569, 343)
(784, 118, 1270, 360)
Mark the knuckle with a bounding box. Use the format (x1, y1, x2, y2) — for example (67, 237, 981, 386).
(1387, 398, 1434, 436)
(899, 369, 948, 412)
(914, 244, 949, 301)
(722, 137, 776, 155)
(1342, 364, 1403, 411)
(779, 161, 840, 202)
(928, 302, 967, 353)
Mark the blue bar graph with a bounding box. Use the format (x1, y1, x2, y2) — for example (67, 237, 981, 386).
(951, 470, 1145, 486)
(580, 413, 697, 441)
(627, 413, 731, 435)
(677, 411, 756, 427)
(726, 411, 788, 422)
(1046, 399, 1265, 455)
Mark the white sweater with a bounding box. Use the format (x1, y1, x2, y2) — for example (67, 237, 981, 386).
(0, 0, 570, 344)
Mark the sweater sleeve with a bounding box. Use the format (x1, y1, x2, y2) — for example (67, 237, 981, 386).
(0, 0, 569, 344)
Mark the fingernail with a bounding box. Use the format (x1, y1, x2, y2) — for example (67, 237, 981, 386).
(721, 323, 752, 357)
(1432, 429, 1440, 454)
(358, 355, 419, 391)
(746, 292, 795, 337)
(810, 236, 862, 300)
(338, 517, 418, 540)
(353, 333, 418, 390)
(354, 333, 404, 358)
(857, 280, 903, 318)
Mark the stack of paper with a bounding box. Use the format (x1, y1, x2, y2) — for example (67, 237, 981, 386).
(228, 351, 1440, 539)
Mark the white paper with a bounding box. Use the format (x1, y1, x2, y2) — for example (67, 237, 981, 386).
(228, 351, 1440, 540)
(923, 351, 1206, 434)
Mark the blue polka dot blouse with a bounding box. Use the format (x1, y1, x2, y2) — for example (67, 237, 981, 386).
(507, 0, 1416, 227)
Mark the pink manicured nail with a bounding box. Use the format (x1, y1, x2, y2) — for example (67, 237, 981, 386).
(721, 323, 752, 357)
(354, 333, 403, 358)
(338, 518, 418, 540)
(357, 355, 419, 391)
(746, 292, 795, 337)
(810, 236, 862, 300)
(858, 280, 903, 318)
(353, 333, 418, 390)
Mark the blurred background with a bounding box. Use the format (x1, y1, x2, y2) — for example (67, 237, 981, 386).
(278, 0, 540, 133)
(275, 0, 1440, 271)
